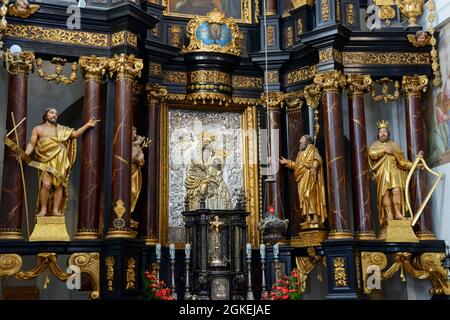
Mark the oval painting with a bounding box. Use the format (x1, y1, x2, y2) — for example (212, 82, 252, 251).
(195, 22, 233, 47)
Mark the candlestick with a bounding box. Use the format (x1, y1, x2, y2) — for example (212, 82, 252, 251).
(185, 243, 191, 258)
(246, 243, 252, 259)
(260, 243, 266, 259)
(156, 243, 161, 260)
(169, 243, 175, 259)
(273, 244, 279, 259)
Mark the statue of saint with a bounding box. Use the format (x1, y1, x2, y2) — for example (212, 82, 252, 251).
(280, 134, 327, 228)
(130, 127, 150, 228)
(368, 120, 420, 224)
(24, 108, 100, 217)
(184, 136, 231, 210)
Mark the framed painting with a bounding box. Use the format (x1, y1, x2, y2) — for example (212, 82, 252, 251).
(162, 0, 252, 24)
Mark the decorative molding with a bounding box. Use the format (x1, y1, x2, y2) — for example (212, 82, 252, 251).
(347, 74, 372, 95)
(287, 65, 318, 84)
(266, 71, 279, 84)
(319, 48, 342, 63)
(189, 70, 231, 86)
(79, 55, 108, 81)
(402, 74, 429, 96)
(3, 50, 35, 75)
(105, 256, 115, 292)
(321, 0, 329, 22)
(108, 54, 143, 81)
(314, 70, 347, 91)
(125, 257, 136, 290)
(267, 25, 275, 46)
(68, 253, 100, 299)
(333, 257, 348, 287)
(150, 63, 162, 77)
(0, 254, 22, 276)
(169, 25, 182, 48)
(163, 71, 187, 83)
(342, 52, 431, 65)
(347, 4, 355, 25)
(232, 75, 263, 89)
(297, 18, 304, 38)
(111, 31, 137, 47)
(4, 23, 109, 47)
(286, 26, 294, 47)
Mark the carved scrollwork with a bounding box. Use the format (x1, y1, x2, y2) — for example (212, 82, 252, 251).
(68, 252, 100, 300)
(0, 254, 22, 276)
(36, 57, 78, 85)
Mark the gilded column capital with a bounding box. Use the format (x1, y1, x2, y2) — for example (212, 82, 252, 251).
(304, 83, 321, 109)
(79, 55, 108, 81)
(314, 70, 347, 92)
(108, 54, 143, 81)
(285, 91, 304, 110)
(260, 91, 285, 109)
(3, 50, 35, 76)
(146, 83, 168, 104)
(402, 74, 429, 97)
(347, 74, 372, 96)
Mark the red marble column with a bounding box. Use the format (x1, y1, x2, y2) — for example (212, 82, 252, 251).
(315, 71, 352, 239)
(402, 75, 435, 240)
(75, 56, 108, 240)
(140, 84, 167, 245)
(106, 54, 143, 239)
(264, 92, 285, 220)
(347, 75, 376, 240)
(265, 0, 277, 15)
(284, 99, 305, 241)
(0, 51, 34, 240)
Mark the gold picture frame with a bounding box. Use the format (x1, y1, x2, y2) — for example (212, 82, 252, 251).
(161, 0, 252, 24)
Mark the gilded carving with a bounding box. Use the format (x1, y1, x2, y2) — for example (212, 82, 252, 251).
(287, 65, 318, 84)
(371, 77, 400, 103)
(297, 18, 303, 38)
(108, 54, 143, 81)
(401, 74, 428, 97)
(15, 253, 71, 282)
(36, 57, 78, 85)
(304, 83, 322, 109)
(232, 75, 263, 89)
(336, 0, 341, 22)
(150, 63, 162, 77)
(163, 71, 187, 83)
(361, 252, 387, 294)
(286, 26, 294, 47)
(147, 83, 168, 103)
(342, 52, 430, 65)
(79, 55, 108, 81)
(266, 71, 278, 85)
(5, 24, 109, 47)
(126, 257, 136, 290)
(333, 257, 347, 287)
(292, 0, 315, 8)
(190, 70, 231, 85)
(321, 0, 329, 22)
(3, 49, 35, 75)
(398, 0, 424, 27)
(0, 254, 22, 276)
(319, 48, 333, 62)
(170, 24, 182, 48)
(111, 31, 137, 47)
(8, 0, 39, 18)
(295, 250, 326, 294)
(105, 256, 115, 292)
(68, 253, 100, 299)
(347, 4, 355, 25)
(267, 25, 275, 46)
(313, 70, 347, 92)
(378, 4, 396, 25)
(232, 97, 261, 106)
(347, 74, 372, 95)
(183, 9, 243, 56)
(261, 91, 284, 109)
(255, 0, 260, 23)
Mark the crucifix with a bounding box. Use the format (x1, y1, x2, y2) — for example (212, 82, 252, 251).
(210, 215, 224, 266)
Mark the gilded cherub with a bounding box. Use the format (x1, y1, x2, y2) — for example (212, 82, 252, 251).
(8, 0, 40, 19)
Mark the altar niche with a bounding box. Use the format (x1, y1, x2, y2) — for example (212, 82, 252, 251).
(159, 103, 260, 247)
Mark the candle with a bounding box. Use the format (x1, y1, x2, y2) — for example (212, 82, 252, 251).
(260, 244, 265, 259)
(185, 243, 191, 258)
(246, 243, 252, 259)
(156, 243, 161, 260)
(274, 244, 279, 259)
(169, 243, 175, 259)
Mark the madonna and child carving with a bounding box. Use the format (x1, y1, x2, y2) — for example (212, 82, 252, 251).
(6, 108, 100, 217)
(185, 134, 232, 211)
(280, 135, 327, 229)
(368, 120, 422, 225)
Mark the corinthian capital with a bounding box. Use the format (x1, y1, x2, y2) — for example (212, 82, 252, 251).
(146, 83, 168, 104)
(402, 75, 429, 96)
(347, 74, 372, 95)
(108, 54, 143, 81)
(314, 70, 347, 92)
(3, 50, 35, 76)
(79, 55, 108, 81)
(260, 91, 285, 109)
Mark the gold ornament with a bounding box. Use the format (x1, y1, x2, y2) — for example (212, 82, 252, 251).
(371, 77, 400, 103)
(3, 49, 35, 75)
(79, 55, 108, 81)
(8, 0, 39, 18)
(376, 120, 390, 130)
(398, 0, 424, 27)
(108, 53, 143, 81)
(36, 57, 78, 85)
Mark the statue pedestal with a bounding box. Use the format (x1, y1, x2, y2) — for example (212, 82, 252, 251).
(29, 216, 70, 241)
(378, 219, 419, 243)
(290, 229, 328, 247)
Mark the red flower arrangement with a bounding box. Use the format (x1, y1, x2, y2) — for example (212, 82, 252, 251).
(262, 269, 302, 300)
(143, 271, 175, 300)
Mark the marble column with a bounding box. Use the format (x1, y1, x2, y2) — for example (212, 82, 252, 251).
(0, 51, 35, 240)
(402, 75, 435, 240)
(284, 95, 305, 239)
(264, 0, 278, 15)
(314, 71, 352, 239)
(263, 92, 285, 220)
(140, 84, 167, 245)
(75, 56, 108, 240)
(347, 75, 376, 240)
(106, 54, 143, 239)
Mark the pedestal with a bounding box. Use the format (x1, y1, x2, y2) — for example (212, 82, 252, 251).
(378, 220, 419, 243)
(29, 216, 70, 241)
